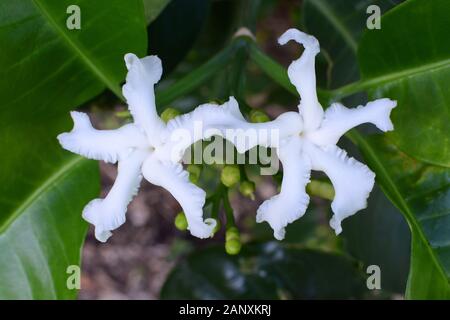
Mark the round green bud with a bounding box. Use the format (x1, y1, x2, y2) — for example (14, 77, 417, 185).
(225, 238, 242, 255)
(161, 108, 180, 123)
(226, 226, 240, 241)
(249, 109, 270, 123)
(174, 212, 188, 231)
(221, 165, 240, 187)
(239, 180, 255, 199)
(187, 164, 202, 184)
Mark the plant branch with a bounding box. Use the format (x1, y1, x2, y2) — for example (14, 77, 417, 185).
(222, 187, 235, 228)
(155, 44, 237, 109)
(248, 43, 332, 101)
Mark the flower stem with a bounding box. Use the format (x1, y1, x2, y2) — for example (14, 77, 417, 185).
(222, 187, 235, 229)
(155, 44, 237, 109)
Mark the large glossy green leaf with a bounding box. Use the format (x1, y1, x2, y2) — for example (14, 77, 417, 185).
(161, 243, 367, 299)
(357, 0, 450, 167)
(351, 0, 450, 298)
(342, 186, 411, 294)
(0, 0, 147, 298)
(0, 0, 147, 124)
(0, 117, 99, 299)
(148, 0, 209, 75)
(143, 0, 171, 25)
(303, 0, 401, 88)
(354, 135, 450, 299)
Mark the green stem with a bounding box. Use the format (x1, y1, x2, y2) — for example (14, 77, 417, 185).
(227, 38, 252, 114)
(222, 187, 235, 228)
(248, 43, 331, 101)
(328, 80, 369, 101)
(249, 43, 297, 96)
(233, 0, 261, 32)
(155, 44, 237, 109)
(204, 194, 214, 207)
(211, 196, 220, 221)
(239, 164, 249, 181)
(209, 183, 225, 221)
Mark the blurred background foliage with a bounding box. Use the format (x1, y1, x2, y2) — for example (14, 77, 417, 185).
(1, 0, 448, 299)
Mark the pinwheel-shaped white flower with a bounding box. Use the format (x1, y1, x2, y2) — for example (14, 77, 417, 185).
(58, 53, 300, 242)
(255, 29, 397, 240)
(58, 28, 396, 244)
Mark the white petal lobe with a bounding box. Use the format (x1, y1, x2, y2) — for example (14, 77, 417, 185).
(122, 53, 165, 139)
(142, 156, 215, 239)
(162, 97, 302, 162)
(278, 28, 323, 131)
(304, 143, 375, 235)
(82, 150, 147, 242)
(256, 137, 311, 240)
(57, 111, 147, 163)
(309, 99, 397, 146)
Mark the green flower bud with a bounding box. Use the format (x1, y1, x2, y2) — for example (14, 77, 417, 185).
(174, 212, 188, 231)
(239, 180, 255, 200)
(306, 180, 335, 201)
(226, 226, 240, 241)
(225, 238, 242, 255)
(221, 165, 240, 187)
(187, 164, 202, 184)
(161, 108, 180, 123)
(249, 109, 270, 123)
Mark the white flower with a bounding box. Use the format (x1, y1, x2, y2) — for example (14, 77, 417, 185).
(57, 28, 396, 244)
(58, 54, 234, 241)
(255, 29, 397, 240)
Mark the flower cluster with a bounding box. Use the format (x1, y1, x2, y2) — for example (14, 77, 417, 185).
(58, 28, 396, 242)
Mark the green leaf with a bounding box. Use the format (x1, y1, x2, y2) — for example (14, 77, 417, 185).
(143, 0, 171, 25)
(148, 0, 209, 75)
(161, 243, 367, 299)
(354, 134, 450, 299)
(0, 117, 99, 299)
(357, 0, 450, 167)
(303, 0, 401, 88)
(348, 0, 450, 298)
(342, 186, 411, 294)
(0, 0, 147, 124)
(0, 0, 146, 298)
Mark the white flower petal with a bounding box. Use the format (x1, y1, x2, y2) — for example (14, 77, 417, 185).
(256, 137, 311, 240)
(57, 111, 148, 163)
(243, 111, 302, 151)
(142, 156, 215, 239)
(278, 28, 324, 131)
(308, 98, 397, 146)
(82, 149, 147, 242)
(122, 53, 165, 139)
(304, 142, 375, 235)
(162, 96, 302, 162)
